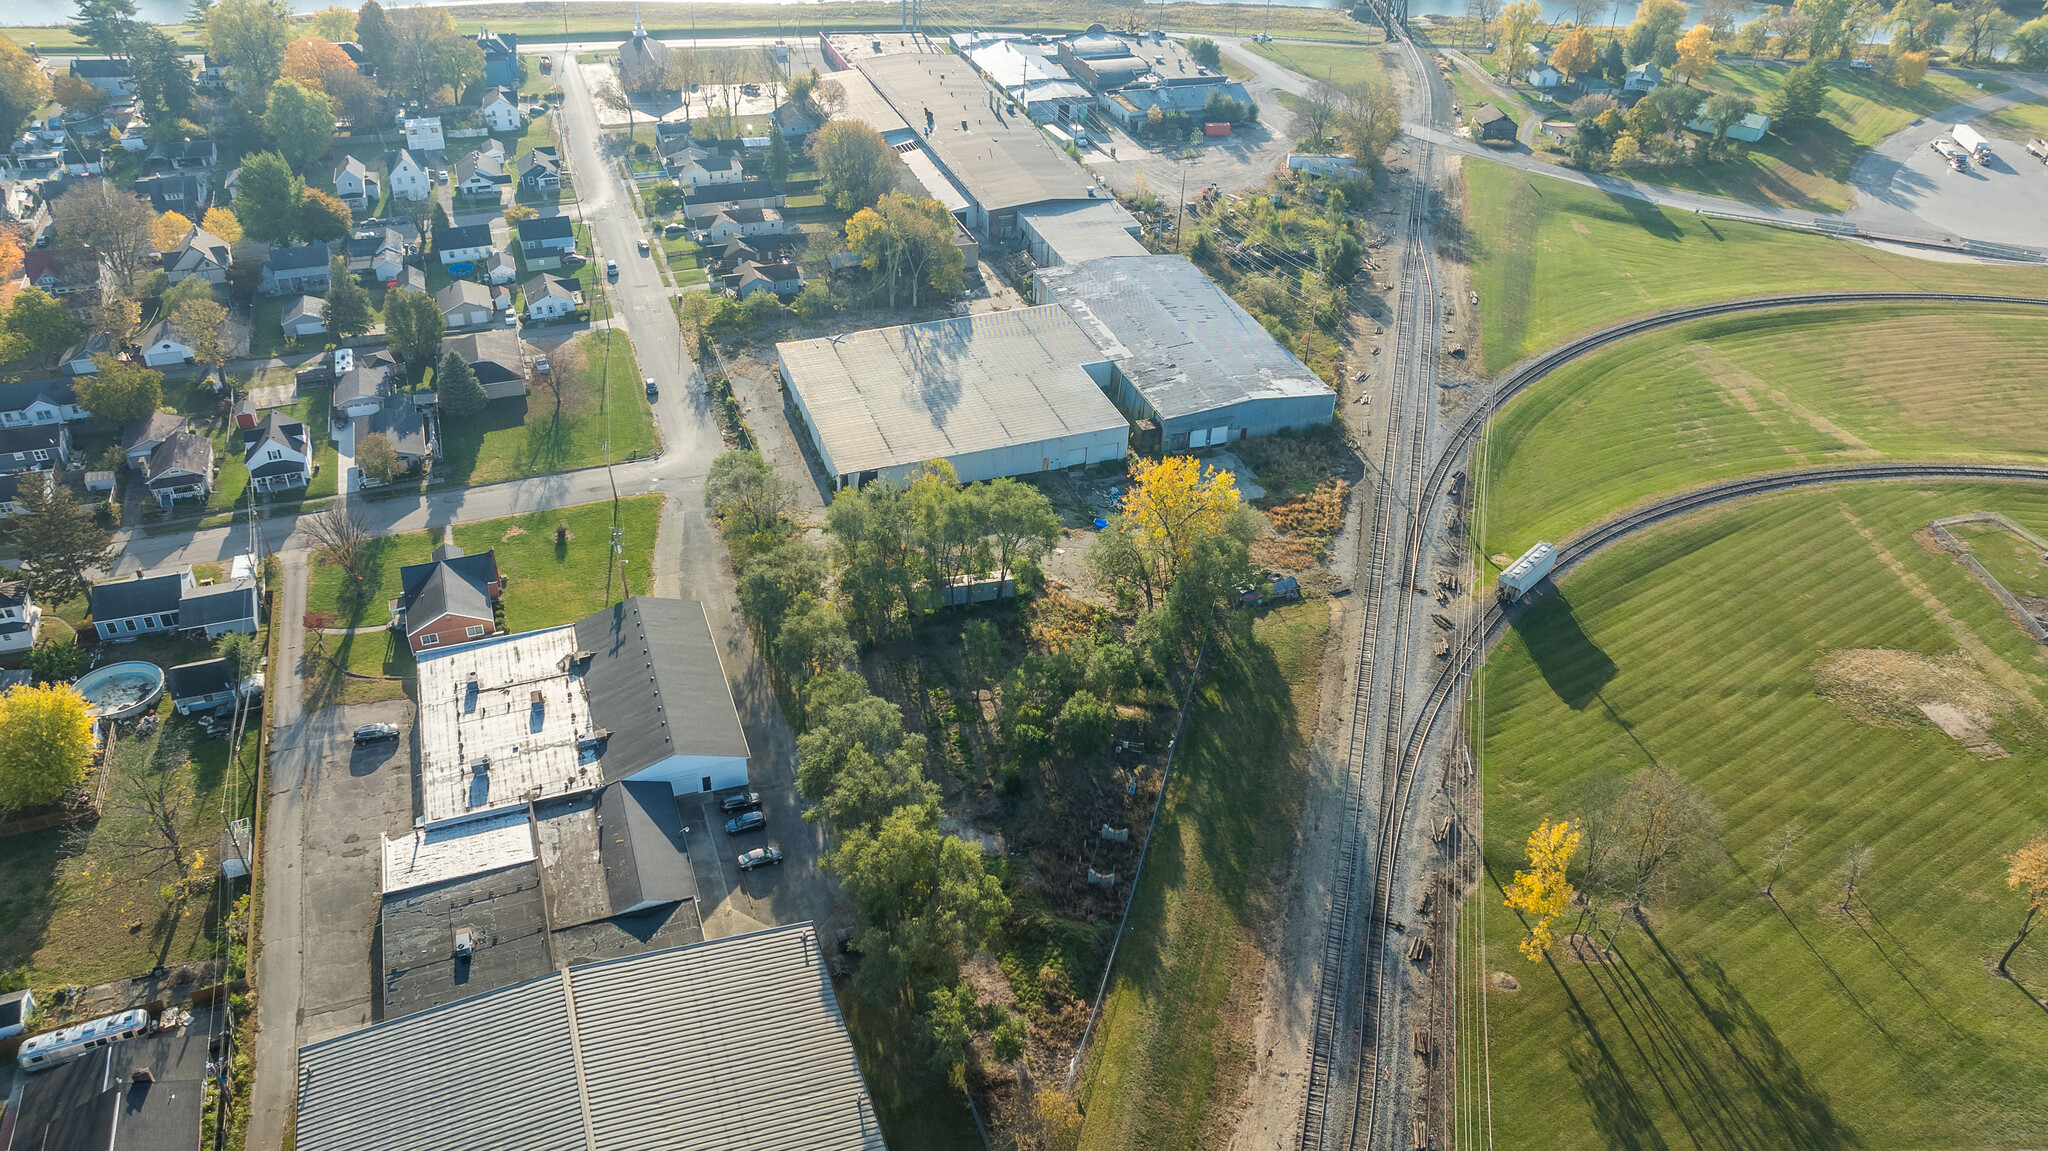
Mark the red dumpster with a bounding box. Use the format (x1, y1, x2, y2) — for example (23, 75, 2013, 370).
(1204, 122, 1232, 137)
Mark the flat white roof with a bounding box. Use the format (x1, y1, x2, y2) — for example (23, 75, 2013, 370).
(1019, 199, 1147, 263)
(898, 143, 972, 214)
(414, 626, 601, 825)
(816, 69, 910, 138)
(381, 808, 536, 893)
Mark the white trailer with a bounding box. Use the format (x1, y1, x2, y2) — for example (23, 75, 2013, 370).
(17, 1009, 151, 1072)
(1951, 122, 1994, 162)
(1498, 542, 1558, 601)
(2028, 138, 2048, 163)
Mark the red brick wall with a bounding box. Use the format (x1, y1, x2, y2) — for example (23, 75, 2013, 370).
(407, 614, 495, 653)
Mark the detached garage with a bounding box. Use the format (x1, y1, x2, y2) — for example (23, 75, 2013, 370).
(776, 305, 1129, 488)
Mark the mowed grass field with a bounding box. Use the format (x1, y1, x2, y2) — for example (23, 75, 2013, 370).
(1479, 302, 2048, 556)
(1985, 98, 2048, 141)
(1463, 164, 2048, 374)
(1245, 39, 1387, 88)
(1076, 600, 1328, 1150)
(1475, 481, 2048, 1151)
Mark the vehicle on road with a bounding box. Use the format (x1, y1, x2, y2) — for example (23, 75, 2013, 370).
(353, 722, 401, 745)
(606, 259, 618, 278)
(539, 55, 552, 73)
(2029, 138, 2048, 162)
(637, 238, 649, 255)
(725, 811, 766, 835)
(738, 846, 784, 870)
(1849, 57, 1873, 68)
(644, 377, 657, 399)
(720, 790, 762, 812)
(1952, 123, 1994, 163)
(741, 83, 762, 96)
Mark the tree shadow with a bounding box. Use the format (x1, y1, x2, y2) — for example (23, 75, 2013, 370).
(1510, 593, 1617, 710)
(1602, 187, 1684, 241)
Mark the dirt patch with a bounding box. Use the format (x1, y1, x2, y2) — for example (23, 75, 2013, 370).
(1560, 934, 1617, 965)
(1812, 647, 2024, 755)
(1489, 971, 1520, 992)
(501, 526, 526, 540)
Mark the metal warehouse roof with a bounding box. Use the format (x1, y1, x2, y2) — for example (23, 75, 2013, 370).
(295, 923, 885, 1151)
(777, 305, 1128, 477)
(816, 68, 911, 138)
(1035, 255, 1334, 420)
(1018, 199, 1147, 263)
(860, 53, 1097, 214)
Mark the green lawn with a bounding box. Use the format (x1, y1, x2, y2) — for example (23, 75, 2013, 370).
(1474, 481, 2048, 1151)
(305, 495, 665, 630)
(1630, 64, 2004, 210)
(1245, 37, 1388, 88)
(661, 232, 709, 286)
(1463, 162, 2048, 374)
(1075, 601, 1329, 1149)
(1985, 98, 2048, 141)
(1480, 302, 2048, 557)
(432, 328, 655, 486)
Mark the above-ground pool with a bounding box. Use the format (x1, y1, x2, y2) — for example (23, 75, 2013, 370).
(72, 662, 166, 720)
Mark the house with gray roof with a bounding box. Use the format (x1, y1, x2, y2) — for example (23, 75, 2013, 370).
(243, 412, 312, 493)
(391, 543, 501, 653)
(176, 578, 259, 638)
(0, 378, 87, 428)
(168, 658, 239, 714)
(260, 241, 333, 295)
(435, 279, 494, 330)
(144, 428, 215, 507)
(280, 294, 327, 338)
(89, 566, 195, 640)
(357, 393, 433, 478)
(0, 580, 40, 656)
(121, 410, 186, 470)
(0, 423, 68, 476)
(333, 154, 379, 209)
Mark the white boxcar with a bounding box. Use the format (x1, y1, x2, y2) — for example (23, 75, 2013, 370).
(1952, 123, 1993, 162)
(1498, 542, 1558, 601)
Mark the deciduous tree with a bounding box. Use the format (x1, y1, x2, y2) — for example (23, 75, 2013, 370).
(207, 0, 294, 96)
(0, 682, 96, 812)
(1503, 817, 1580, 960)
(1551, 27, 1598, 80)
(381, 286, 442, 361)
(25, 637, 90, 685)
(1578, 765, 1723, 913)
(0, 38, 51, 144)
(301, 504, 371, 589)
(705, 449, 795, 536)
(1497, 0, 1544, 73)
(324, 255, 373, 337)
(1337, 79, 1401, 169)
(1675, 23, 1718, 82)
(827, 802, 1009, 999)
(264, 79, 336, 176)
(94, 293, 140, 347)
(811, 120, 897, 213)
(846, 193, 964, 308)
(2013, 18, 2048, 69)
(1761, 818, 1805, 899)
(1951, 0, 2017, 61)
(231, 151, 306, 245)
(299, 188, 353, 242)
(309, 5, 357, 41)
(77, 355, 163, 426)
(355, 0, 395, 73)
(201, 206, 243, 244)
(170, 297, 234, 389)
(1116, 455, 1246, 607)
(382, 6, 482, 104)
(1797, 0, 1854, 57)
(1624, 0, 1689, 63)
(1837, 843, 1874, 911)
(283, 35, 355, 91)
(2000, 834, 2048, 974)
(11, 475, 114, 610)
(354, 431, 397, 482)
(151, 210, 195, 253)
(51, 180, 153, 291)
(7, 288, 80, 366)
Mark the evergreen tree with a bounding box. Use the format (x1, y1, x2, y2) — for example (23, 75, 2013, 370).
(324, 256, 373, 337)
(11, 476, 115, 607)
(766, 130, 791, 184)
(434, 349, 487, 418)
(1768, 60, 1831, 128)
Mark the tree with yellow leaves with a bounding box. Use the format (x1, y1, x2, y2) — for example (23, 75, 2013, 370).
(1893, 50, 1929, 87)
(1550, 27, 1598, 81)
(1504, 817, 1581, 961)
(2000, 834, 2048, 975)
(1497, 0, 1545, 74)
(200, 207, 243, 244)
(150, 210, 194, 253)
(0, 682, 97, 813)
(1675, 23, 1719, 83)
(282, 36, 356, 93)
(1117, 455, 1243, 607)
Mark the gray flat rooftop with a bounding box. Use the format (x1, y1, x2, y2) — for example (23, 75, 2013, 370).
(381, 807, 535, 893)
(414, 624, 599, 823)
(296, 924, 886, 1151)
(777, 304, 1129, 477)
(378, 862, 555, 1018)
(1018, 199, 1148, 263)
(816, 67, 911, 138)
(860, 53, 1097, 214)
(1035, 255, 1334, 420)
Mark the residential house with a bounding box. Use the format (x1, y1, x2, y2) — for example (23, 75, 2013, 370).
(348, 227, 407, 283)
(1527, 64, 1562, 88)
(121, 410, 186, 470)
(615, 16, 672, 93)
(0, 421, 66, 475)
(698, 207, 785, 241)
(21, 250, 97, 301)
(0, 379, 87, 428)
(333, 359, 390, 424)
(334, 41, 367, 68)
(144, 428, 214, 507)
(434, 223, 495, 266)
(484, 249, 517, 286)
(521, 273, 579, 321)
(243, 412, 313, 493)
(515, 215, 575, 269)
(260, 241, 333, 295)
(724, 259, 803, 298)
(453, 150, 510, 201)
(140, 320, 200, 368)
(57, 331, 112, 375)
(390, 544, 502, 653)
(675, 152, 742, 189)
(334, 155, 380, 209)
(435, 280, 494, 330)
(357, 393, 433, 478)
(121, 117, 152, 149)
(444, 330, 527, 400)
(402, 116, 446, 153)
(1624, 62, 1662, 93)
(169, 658, 240, 714)
(144, 138, 217, 173)
(89, 566, 194, 641)
(165, 226, 232, 285)
(281, 294, 328, 337)
(197, 57, 229, 90)
(1471, 103, 1516, 143)
(391, 264, 427, 294)
(480, 87, 521, 133)
(680, 180, 785, 221)
(178, 578, 260, 638)
(520, 146, 562, 190)
(385, 149, 431, 201)
(0, 579, 36, 656)
(68, 57, 134, 95)
(134, 172, 208, 216)
(706, 234, 762, 270)
(61, 147, 105, 177)
(772, 100, 818, 141)
(471, 30, 521, 89)
(0, 473, 28, 517)
(1686, 109, 1773, 142)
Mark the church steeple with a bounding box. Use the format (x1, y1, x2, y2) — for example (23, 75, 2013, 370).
(634, 6, 646, 38)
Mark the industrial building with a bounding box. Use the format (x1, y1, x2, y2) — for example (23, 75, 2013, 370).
(295, 925, 887, 1151)
(1018, 199, 1147, 266)
(1035, 255, 1336, 450)
(777, 305, 1130, 488)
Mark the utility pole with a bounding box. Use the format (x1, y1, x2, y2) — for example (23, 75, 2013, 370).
(1175, 159, 1189, 252)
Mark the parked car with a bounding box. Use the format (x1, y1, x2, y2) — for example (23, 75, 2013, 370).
(663, 222, 689, 237)
(725, 811, 766, 835)
(637, 238, 649, 255)
(738, 846, 784, 870)
(605, 259, 618, 278)
(741, 83, 762, 96)
(720, 790, 762, 813)
(644, 376, 657, 399)
(562, 253, 589, 267)
(353, 722, 400, 745)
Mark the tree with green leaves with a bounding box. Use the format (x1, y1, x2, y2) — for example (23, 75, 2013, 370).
(0, 38, 51, 144)
(382, 6, 482, 103)
(171, 297, 235, 390)
(845, 193, 965, 309)
(381, 287, 443, 362)
(231, 151, 306, 245)
(828, 802, 1010, 1003)
(2014, 16, 2048, 69)
(127, 26, 197, 127)
(215, 631, 262, 681)
(736, 541, 828, 655)
(207, 0, 293, 95)
(1699, 91, 1755, 156)
(434, 349, 487, 418)
(766, 129, 792, 184)
(705, 449, 796, 537)
(72, 0, 139, 58)
(299, 188, 353, 242)
(1055, 689, 1113, 759)
(1951, 0, 2017, 61)
(325, 256, 373, 337)
(6, 288, 80, 368)
(0, 681, 97, 812)
(26, 637, 90, 685)
(1186, 36, 1223, 68)
(775, 598, 855, 694)
(12, 476, 115, 607)
(1767, 60, 1831, 129)
(264, 78, 336, 175)
(355, 0, 395, 72)
(309, 5, 357, 41)
(76, 356, 163, 427)
(354, 431, 397, 482)
(962, 618, 1002, 706)
(811, 119, 896, 213)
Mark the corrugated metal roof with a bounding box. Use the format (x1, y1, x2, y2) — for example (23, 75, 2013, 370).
(817, 69, 911, 138)
(1036, 255, 1334, 421)
(1018, 200, 1147, 264)
(860, 54, 1096, 214)
(295, 925, 885, 1151)
(777, 305, 1128, 477)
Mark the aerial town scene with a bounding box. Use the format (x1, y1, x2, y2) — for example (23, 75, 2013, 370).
(0, 0, 2041, 1146)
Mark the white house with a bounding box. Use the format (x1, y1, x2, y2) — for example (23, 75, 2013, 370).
(139, 320, 197, 367)
(144, 429, 214, 507)
(698, 207, 785, 241)
(0, 579, 41, 657)
(242, 412, 313, 493)
(484, 249, 518, 285)
(480, 88, 521, 133)
(434, 223, 495, 266)
(402, 116, 446, 153)
(1624, 62, 1662, 93)
(165, 227, 231, 284)
(385, 149, 431, 202)
(522, 274, 578, 321)
(89, 567, 195, 641)
(0, 380, 89, 428)
(676, 152, 743, 189)
(334, 155, 381, 209)
(0, 424, 68, 476)
(1528, 64, 1562, 88)
(453, 150, 510, 202)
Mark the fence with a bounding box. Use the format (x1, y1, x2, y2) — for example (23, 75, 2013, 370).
(1927, 512, 2048, 643)
(1694, 208, 2048, 264)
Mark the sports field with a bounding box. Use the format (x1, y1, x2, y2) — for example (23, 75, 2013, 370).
(1474, 481, 2048, 1151)
(1479, 302, 2048, 555)
(1462, 164, 2048, 374)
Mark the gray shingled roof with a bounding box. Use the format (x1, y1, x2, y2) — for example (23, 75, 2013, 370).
(597, 780, 697, 915)
(178, 578, 257, 629)
(121, 410, 185, 455)
(575, 598, 751, 782)
(89, 569, 187, 621)
(168, 658, 236, 701)
(406, 562, 491, 631)
(146, 429, 213, 486)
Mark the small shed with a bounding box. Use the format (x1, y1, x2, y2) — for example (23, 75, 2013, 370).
(1471, 103, 1517, 144)
(0, 987, 34, 1040)
(84, 469, 115, 493)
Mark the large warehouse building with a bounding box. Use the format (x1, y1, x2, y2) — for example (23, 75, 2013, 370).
(1034, 255, 1336, 450)
(777, 305, 1130, 488)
